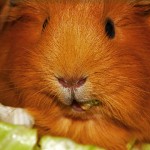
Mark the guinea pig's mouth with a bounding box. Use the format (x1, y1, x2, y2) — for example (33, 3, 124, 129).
(71, 99, 100, 112)
(41, 91, 101, 112)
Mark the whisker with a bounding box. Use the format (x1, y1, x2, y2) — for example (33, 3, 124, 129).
(26, 86, 51, 100)
(0, 84, 30, 92)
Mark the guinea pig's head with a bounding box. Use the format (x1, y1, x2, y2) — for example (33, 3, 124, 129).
(3, 0, 150, 127)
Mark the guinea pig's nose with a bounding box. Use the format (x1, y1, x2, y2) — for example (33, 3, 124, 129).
(57, 77, 87, 88)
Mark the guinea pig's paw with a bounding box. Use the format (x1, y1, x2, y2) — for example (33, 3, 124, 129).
(0, 104, 34, 128)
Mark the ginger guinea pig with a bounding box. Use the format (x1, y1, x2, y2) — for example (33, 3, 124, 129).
(0, 0, 150, 149)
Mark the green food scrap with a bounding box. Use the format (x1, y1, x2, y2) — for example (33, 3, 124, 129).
(142, 144, 150, 150)
(80, 100, 100, 110)
(0, 122, 104, 150)
(40, 136, 103, 150)
(0, 122, 150, 150)
(0, 122, 37, 150)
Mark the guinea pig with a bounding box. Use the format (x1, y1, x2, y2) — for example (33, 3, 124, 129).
(0, 0, 150, 149)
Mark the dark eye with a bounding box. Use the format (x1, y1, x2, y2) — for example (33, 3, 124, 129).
(42, 17, 50, 31)
(105, 18, 115, 39)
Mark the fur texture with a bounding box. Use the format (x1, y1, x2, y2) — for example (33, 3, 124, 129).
(0, 0, 150, 149)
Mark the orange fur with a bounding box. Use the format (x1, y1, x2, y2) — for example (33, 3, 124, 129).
(0, 0, 150, 149)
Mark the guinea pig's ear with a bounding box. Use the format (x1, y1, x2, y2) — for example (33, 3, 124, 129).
(9, 0, 24, 7)
(2, 0, 41, 24)
(132, 0, 150, 16)
(0, 0, 6, 10)
(0, 0, 10, 31)
(0, 0, 32, 31)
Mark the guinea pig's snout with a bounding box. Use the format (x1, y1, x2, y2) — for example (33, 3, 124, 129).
(57, 77, 87, 89)
(55, 76, 100, 112)
(54, 76, 100, 112)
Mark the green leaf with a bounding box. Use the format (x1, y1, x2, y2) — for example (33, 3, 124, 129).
(127, 139, 136, 150)
(40, 136, 104, 150)
(142, 144, 150, 150)
(0, 122, 37, 150)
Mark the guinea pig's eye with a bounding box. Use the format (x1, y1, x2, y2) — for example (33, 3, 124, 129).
(42, 17, 50, 31)
(105, 18, 115, 39)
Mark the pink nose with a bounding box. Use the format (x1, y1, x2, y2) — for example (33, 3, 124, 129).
(57, 77, 87, 88)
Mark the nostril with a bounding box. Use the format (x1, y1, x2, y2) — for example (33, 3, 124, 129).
(56, 76, 87, 88)
(76, 77, 87, 88)
(57, 77, 68, 88)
